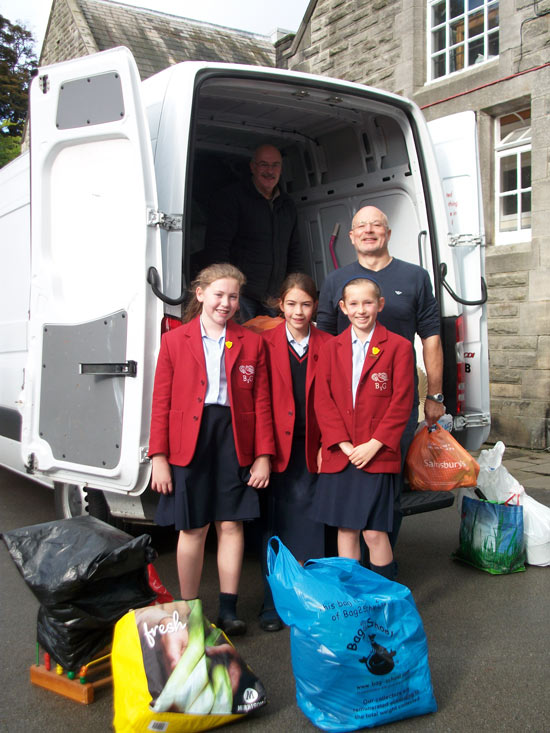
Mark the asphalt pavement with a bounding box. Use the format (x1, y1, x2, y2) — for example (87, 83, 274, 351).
(1, 445, 549, 733)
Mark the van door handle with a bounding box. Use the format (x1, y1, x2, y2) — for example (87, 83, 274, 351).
(439, 262, 488, 306)
(147, 266, 187, 306)
(79, 361, 137, 376)
(417, 230, 427, 268)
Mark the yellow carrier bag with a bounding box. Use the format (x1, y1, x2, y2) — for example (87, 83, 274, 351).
(112, 599, 267, 732)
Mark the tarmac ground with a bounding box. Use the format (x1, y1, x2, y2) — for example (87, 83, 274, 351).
(1, 444, 549, 732)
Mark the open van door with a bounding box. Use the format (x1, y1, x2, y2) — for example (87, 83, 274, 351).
(428, 111, 490, 448)
(21, 47, 163, 493)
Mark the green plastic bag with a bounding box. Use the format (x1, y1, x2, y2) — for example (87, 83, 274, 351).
(453, 496, 526, 574)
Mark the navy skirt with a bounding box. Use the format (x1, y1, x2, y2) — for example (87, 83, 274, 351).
(311, 463, 395, 532)
(155, 405, 260, 530)
(267, 439, 325, 561)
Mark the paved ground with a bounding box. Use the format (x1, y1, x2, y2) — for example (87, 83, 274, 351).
(1, 444, 549, 732)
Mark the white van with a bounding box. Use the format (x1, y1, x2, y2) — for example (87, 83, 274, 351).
(0, 47, 490, 522)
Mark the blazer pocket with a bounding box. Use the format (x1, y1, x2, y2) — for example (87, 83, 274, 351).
(235, 360, 257, 389)
(367, 368, 392, 396)
(168, 409, 184, 454)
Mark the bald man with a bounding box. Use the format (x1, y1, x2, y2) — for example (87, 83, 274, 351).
(205, 144, 306, 321)
(317, 206, 445, 550)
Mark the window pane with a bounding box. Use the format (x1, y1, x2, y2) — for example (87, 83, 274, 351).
(468, 36, 485, 65)
(451, 18, 465, 44)
(432, 0, 446, 26)
(499, 110, 531, 142)
(521, 152, 531, 188)
(469, 10, 484, 38)
(432, 28, 446, 52)
(500, 195, 517, 231)
(500, 155, 517, 193)
(521, 193, 531, 229)
(429, 0, 500, 81)
(432, 53, 446, 78)
(450, 0, 465, 19)
(450, 45, 465, 72)
(488, 31, 499, 57)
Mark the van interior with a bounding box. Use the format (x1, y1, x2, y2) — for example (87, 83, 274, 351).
(184, 73, 434, 289)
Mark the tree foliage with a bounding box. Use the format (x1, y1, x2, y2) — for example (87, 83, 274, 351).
(0, 14, 37, 166)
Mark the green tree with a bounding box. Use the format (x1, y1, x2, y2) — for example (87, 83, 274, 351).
(0, 14, 37, 166)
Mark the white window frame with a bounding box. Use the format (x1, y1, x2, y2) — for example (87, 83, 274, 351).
(427, 0, 499, 82)
(494, 111, 532, 245)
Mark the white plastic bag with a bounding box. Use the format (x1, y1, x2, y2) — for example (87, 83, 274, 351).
(458, 442, 524, 513)
(523, 494, 550, 566)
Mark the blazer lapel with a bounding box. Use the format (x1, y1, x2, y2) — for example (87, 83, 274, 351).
(336, 327, 354, 393)
(187, 317, 207, 370)
(273, 323, 293, 392)
(358, 323, 388, 385)
(223, 320, 243, 377)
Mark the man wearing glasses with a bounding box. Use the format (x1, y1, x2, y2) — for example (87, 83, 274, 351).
(206, 144, 305, 321)
(316, 206, 445, 551)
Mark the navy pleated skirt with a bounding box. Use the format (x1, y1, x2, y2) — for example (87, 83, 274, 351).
(155, 405, 260, 530)
(311, 463, 395, 532)
(267, 439, 325, 561)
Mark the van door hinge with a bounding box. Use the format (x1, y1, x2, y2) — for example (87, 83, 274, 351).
(448, 234, 484, 247)
(147, 209, 183, 231)
(453, 412, 491, 430)
(140, 447, 151, 463)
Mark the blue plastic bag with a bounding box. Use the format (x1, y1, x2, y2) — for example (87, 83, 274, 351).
(453, 496, 526, 574)
(267, 538, 437, 731)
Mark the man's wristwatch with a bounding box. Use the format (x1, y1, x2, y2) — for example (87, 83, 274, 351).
(426, 393, 444, 403)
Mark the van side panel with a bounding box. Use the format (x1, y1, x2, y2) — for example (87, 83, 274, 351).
(0, 153, 30, 473)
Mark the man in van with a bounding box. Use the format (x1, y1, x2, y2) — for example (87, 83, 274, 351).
(316, 206, 445, 550)
(205, 144, 306, 321)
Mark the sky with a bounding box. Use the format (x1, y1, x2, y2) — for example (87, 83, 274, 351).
(0, 0, 311, 53)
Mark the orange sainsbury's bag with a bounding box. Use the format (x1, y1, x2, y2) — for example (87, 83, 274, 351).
(405, 424, 479, 492)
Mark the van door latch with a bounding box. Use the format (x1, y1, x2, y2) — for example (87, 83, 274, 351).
(147, 209, 183, 231)
(79, 361, 137, 377)
(448, 234, 484, 247)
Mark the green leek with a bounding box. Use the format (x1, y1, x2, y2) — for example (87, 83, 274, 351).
(153, 600, 211, 713)
(210, 662, 233, 714)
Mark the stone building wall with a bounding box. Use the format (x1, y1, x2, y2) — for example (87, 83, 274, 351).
(279, 0, 550, 448)
(40, 0, 98, 67)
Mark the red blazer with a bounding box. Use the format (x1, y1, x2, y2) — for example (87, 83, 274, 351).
(314, 323, 414, 474)
(149, 317, 274, 467)
(262, 322, 333, 473)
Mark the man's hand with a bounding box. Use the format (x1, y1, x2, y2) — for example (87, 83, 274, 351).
(424, 398, 445, 426)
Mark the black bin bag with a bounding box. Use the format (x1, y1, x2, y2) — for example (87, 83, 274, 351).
(2, 515, 157, 670)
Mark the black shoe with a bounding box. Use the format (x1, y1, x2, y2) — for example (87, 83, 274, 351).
(217, 615, 247, 636)
(259, 608, 284, 632)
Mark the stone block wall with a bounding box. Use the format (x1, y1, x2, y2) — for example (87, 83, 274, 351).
(40, 0, 98, 68)
(280, 0, 550, 448)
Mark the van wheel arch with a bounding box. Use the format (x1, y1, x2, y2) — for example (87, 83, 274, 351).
(53, 482, 109, 521)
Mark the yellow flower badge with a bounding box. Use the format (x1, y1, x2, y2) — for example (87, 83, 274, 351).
(225, 341, 233, 349)
(370, 346, 380, 358)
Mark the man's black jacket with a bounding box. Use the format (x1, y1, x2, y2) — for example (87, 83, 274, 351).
(205, 177, 305, 303)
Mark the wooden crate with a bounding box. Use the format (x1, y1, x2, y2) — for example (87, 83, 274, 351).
(30, 650, 112, 705)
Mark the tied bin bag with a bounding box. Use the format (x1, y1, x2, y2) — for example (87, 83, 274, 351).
(267, 538, 436, 732)
(1, 515, 157, 670)
(406, 424, 479, 492)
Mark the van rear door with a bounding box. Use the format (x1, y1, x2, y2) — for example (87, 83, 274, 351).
(428, 110, 490, 448)
(21, 47, 163, 493)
